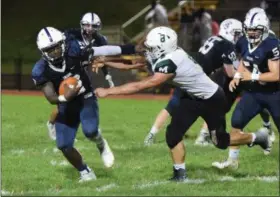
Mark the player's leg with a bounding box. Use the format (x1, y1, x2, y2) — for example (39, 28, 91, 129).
(212, 92, 271, 169)
(144, 88, 181, 146)
(55, 104, 95, 182)
(259, 109, 275, 142)
(46, 107, 58, 140)
(166, 96, 200, 181)
(144, 109, 170, 146)
(195, 69, 230, 146)
(262, 91, 280, 133)
(80, 96, 114, 168)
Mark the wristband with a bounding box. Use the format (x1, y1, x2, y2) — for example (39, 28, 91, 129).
(234, 72, 241, 79)
(251, 73, 260, 81)
(58, 95, 67, 102)
(120, 44, 136, 55)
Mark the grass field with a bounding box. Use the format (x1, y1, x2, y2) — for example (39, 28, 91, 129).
(1, 94, 279, 196)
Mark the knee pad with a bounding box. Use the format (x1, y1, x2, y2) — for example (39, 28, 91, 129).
(84, 128, 99, 139)
(166, 125, 184, 149)
(209, 129, 230, 150)
(59, 146, 73, 153)
(231, 108, 244, 129)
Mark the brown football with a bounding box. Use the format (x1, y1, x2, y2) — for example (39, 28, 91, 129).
(58, 77, 78, 95)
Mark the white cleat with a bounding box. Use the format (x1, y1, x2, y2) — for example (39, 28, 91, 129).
(194, 130, 211, 146)
(101, 139, 115, 168)
(46, 121, 56, 141)
(144, 133, 155, 146)
(269, 131, 276, 143)
(79, 167, 96, 183)
(212, 159, 239, 170)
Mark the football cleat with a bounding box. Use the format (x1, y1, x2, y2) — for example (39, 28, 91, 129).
(79, 167, 96, 182)
(46, 121, 56, 141)
(212, 159, 239, 170)
(249, 128, 272, 155)
(144, 133, 155, 146)
(194, 129, 212, 146)
(169, 168, 187, 182)
(100, 139, 115, 168)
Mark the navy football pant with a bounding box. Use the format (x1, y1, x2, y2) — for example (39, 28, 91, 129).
(165, 87, 182, 115)
(55, 96, 99, 149)
(231, 91, 280, 132)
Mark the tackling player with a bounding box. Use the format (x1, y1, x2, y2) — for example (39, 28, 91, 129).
(94, 26, 271, 181)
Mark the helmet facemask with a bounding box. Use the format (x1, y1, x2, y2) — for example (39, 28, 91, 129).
(80, 21, 102, 43)
(244, 24, 268, 45)
(232, 29, 243, 44)
(144, 42, 165, 63)
(41, 41, 65, 65)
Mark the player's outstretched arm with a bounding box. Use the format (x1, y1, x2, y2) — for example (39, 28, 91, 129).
(94, 73, 173, 98)
(92, 44, 137, 57)
(104, 62, 146, 70)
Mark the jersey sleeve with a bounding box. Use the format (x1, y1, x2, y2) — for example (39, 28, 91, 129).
(31, 58, 48, 87)
(267, 39, 280, 61)
(154, 59, 177, 74)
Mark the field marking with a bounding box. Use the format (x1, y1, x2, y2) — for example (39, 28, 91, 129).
(50, 160, 69, 166)
(1, 190, 13, 195)
(10, 149, 25, 155)
(96, 183, 118, 192)
(133, 176, 279, 189)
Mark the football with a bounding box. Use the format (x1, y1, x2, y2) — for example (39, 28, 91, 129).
(58, 77, 78, 95)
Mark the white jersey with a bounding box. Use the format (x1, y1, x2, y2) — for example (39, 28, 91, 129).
(152, 48, 218, 99)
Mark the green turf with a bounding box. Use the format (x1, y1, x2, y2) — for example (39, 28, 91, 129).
(1, 95, 279, 196)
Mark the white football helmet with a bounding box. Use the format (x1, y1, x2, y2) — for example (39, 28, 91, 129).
(219, 18, 242, 44)
(244, 12, 269, 44)
(36, 27, 65, 62)
(144, 26, 178, 61)
(80, 12, 102, 36)
(245, 7, 266, 20)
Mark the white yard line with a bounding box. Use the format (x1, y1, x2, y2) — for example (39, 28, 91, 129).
(96, 183, 118, 192)
(133, 176, 279, 189)
(10, 149, 25, 155)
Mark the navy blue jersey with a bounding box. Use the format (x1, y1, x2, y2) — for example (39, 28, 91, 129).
(64, 28, 108, 48)
(238, 36, 280, 92)
(236, 32, 278, 55)
(32, 38, 93, 95)
(194, 36, 237, 75)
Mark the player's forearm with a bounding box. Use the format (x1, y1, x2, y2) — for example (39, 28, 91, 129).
(107, 81, 150, 95)
(105, 62, 134, 70)
(258, 72, 279, 82)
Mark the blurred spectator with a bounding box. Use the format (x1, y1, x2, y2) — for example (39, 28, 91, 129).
(191, 17, 201, 52)
(145, 0, 169, 30)
(200, 12, 212, 45)
(178, 1, 194, 51)
(211, 20, 219, 36)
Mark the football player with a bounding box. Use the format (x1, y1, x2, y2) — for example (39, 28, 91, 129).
(32, 27, 136, 181)
(94, 26, 271, 181)
(212, 12, 279, 170)
(46, 12, 115, 141)
(144, 19, 241, 146)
